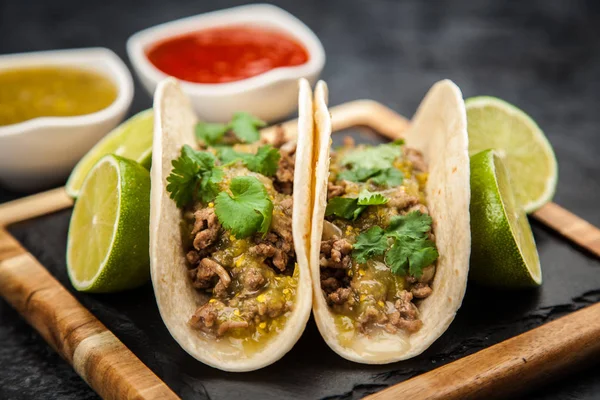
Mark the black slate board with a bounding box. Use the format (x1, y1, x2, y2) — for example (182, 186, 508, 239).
(2, 0, 600, 399)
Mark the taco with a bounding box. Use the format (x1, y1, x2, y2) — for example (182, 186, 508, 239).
(309, 80, 470, 363)
(149, 78, 314, 371)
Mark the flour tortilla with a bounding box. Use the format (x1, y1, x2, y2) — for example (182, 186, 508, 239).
(150, 78, 314, 371)
(310, 79, 471, 363)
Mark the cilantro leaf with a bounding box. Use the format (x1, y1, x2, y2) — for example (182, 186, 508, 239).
(244, 145, 281, 176)
(214, 176, 273, 238)
(217, 145, 281, 176)
(195, 122, 228, 145)
(369, 168, 404, 187)
(350, 210, 438, 277)
(166, 145, 218, 208)
(387, 211, 433, 239)
(337, 167, 380, 182)
(352, 226, 388, 264)
(326, 190, 388, 220)
(230, 112, 266, 143)
(385, 236, 438, 277)
(341, 143, 402, 171)
(325, 197, 365, 220)
(199, 167, 224, 203)
(357, 189, 388, 206)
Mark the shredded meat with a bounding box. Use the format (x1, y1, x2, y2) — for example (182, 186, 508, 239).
(191, 208, 221, 251)
(385, 291, 423, 333)
(328, 287, 353, 305)
(327, 180, 346, 199)
(189, 258, 231, 297)
(404, 148, 428, 172)
(358, 306, 388, 333)
(249, 200, 294, 272)
(186, 250, 200, 266)
(189, 302, 218, 331)
(388, 186, 420, 210)
(240, 267, 266, 291)
(411, 283, 432, 299)
(320, 237, 352, 269)
(217, 320, 249, 336)
(274, 147, 296, 194)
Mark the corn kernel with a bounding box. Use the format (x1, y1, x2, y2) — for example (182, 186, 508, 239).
(208, 202, 214, 208)
(359, 294, 366, 302)
(209, 299, 216, 303)
(233, 309, 240, 316)
(347, 270, 353, 277)
(229, 235, 236, 241)
(235, 256, 244, 267)
(378, 301, 385, 308)
(259, 322, 267, 329)
(257, 294, 266, 303)
(283, 288, 290, 295)
(358, 269, 365, 276)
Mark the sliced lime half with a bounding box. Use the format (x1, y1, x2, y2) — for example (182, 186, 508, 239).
(466, 96, 557, 213)
(66, 109, 153, 198)
(66, 154, 150, 292)
(470, 149, 542, 288)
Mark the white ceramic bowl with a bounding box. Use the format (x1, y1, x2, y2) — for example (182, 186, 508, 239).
(127, 4, 325, 123)
(0, 48, 133, 192)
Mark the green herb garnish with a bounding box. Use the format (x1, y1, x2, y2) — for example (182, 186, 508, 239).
(195, 123, 229, 146)
(351, 211, 438, 278)
(166, 145, 222, 207)
(336, 143, 404, 187)
(195, 112, 266, 145)
(341, 143, 402, 171)
(325, 189, 389, 220)
(218, 145, 281, 176)
(229, 112, 266, 143)
(214, 176, 273, 238)
(352, 226, 388, 264)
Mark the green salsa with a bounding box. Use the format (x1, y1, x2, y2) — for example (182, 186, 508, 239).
(0, 66, 118, 126)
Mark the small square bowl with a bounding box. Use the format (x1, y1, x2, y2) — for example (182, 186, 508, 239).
(127, 4, 325, 123)
(0, 48, 133, 192)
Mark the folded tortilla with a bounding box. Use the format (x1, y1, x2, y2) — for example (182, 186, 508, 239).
(309, 79, 471, 363)
(149, 78, 314, 371)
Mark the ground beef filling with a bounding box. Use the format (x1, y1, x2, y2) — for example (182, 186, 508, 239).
(320, 144, 434, 335)
(186, 139, 298, 338)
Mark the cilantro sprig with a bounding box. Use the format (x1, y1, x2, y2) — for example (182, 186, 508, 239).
(336, 143, 404, 188)
(214, 176, 273, 238)
(166, 145, 223, 207)
(351, 211, 438, 278)
(325, 189, 389, 220)
(195, 112, 266, 145)
(218, 145, 281, 176)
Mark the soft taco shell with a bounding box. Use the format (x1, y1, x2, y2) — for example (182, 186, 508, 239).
(310, 79, 471, 363)
(149, 78, 314, 371)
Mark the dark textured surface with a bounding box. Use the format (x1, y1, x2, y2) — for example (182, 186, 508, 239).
(1, 0, 600, 399)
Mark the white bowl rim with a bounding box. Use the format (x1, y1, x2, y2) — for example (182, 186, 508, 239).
(126, 3, 326, 96)
(0, 47, 134, 137)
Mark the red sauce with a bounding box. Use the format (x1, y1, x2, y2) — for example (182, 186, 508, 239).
(146, 26, 310, 84)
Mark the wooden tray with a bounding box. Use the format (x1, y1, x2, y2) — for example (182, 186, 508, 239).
(1, 100, 599, 400)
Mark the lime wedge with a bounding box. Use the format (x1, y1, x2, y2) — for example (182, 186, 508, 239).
(466, 96, 557, 213)
(66, 109, 154, 198)
(470, 149, 541, 288)
(66, 154, 150, 292)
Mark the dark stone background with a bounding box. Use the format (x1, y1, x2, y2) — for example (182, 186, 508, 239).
(1, 0, 600, 399)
